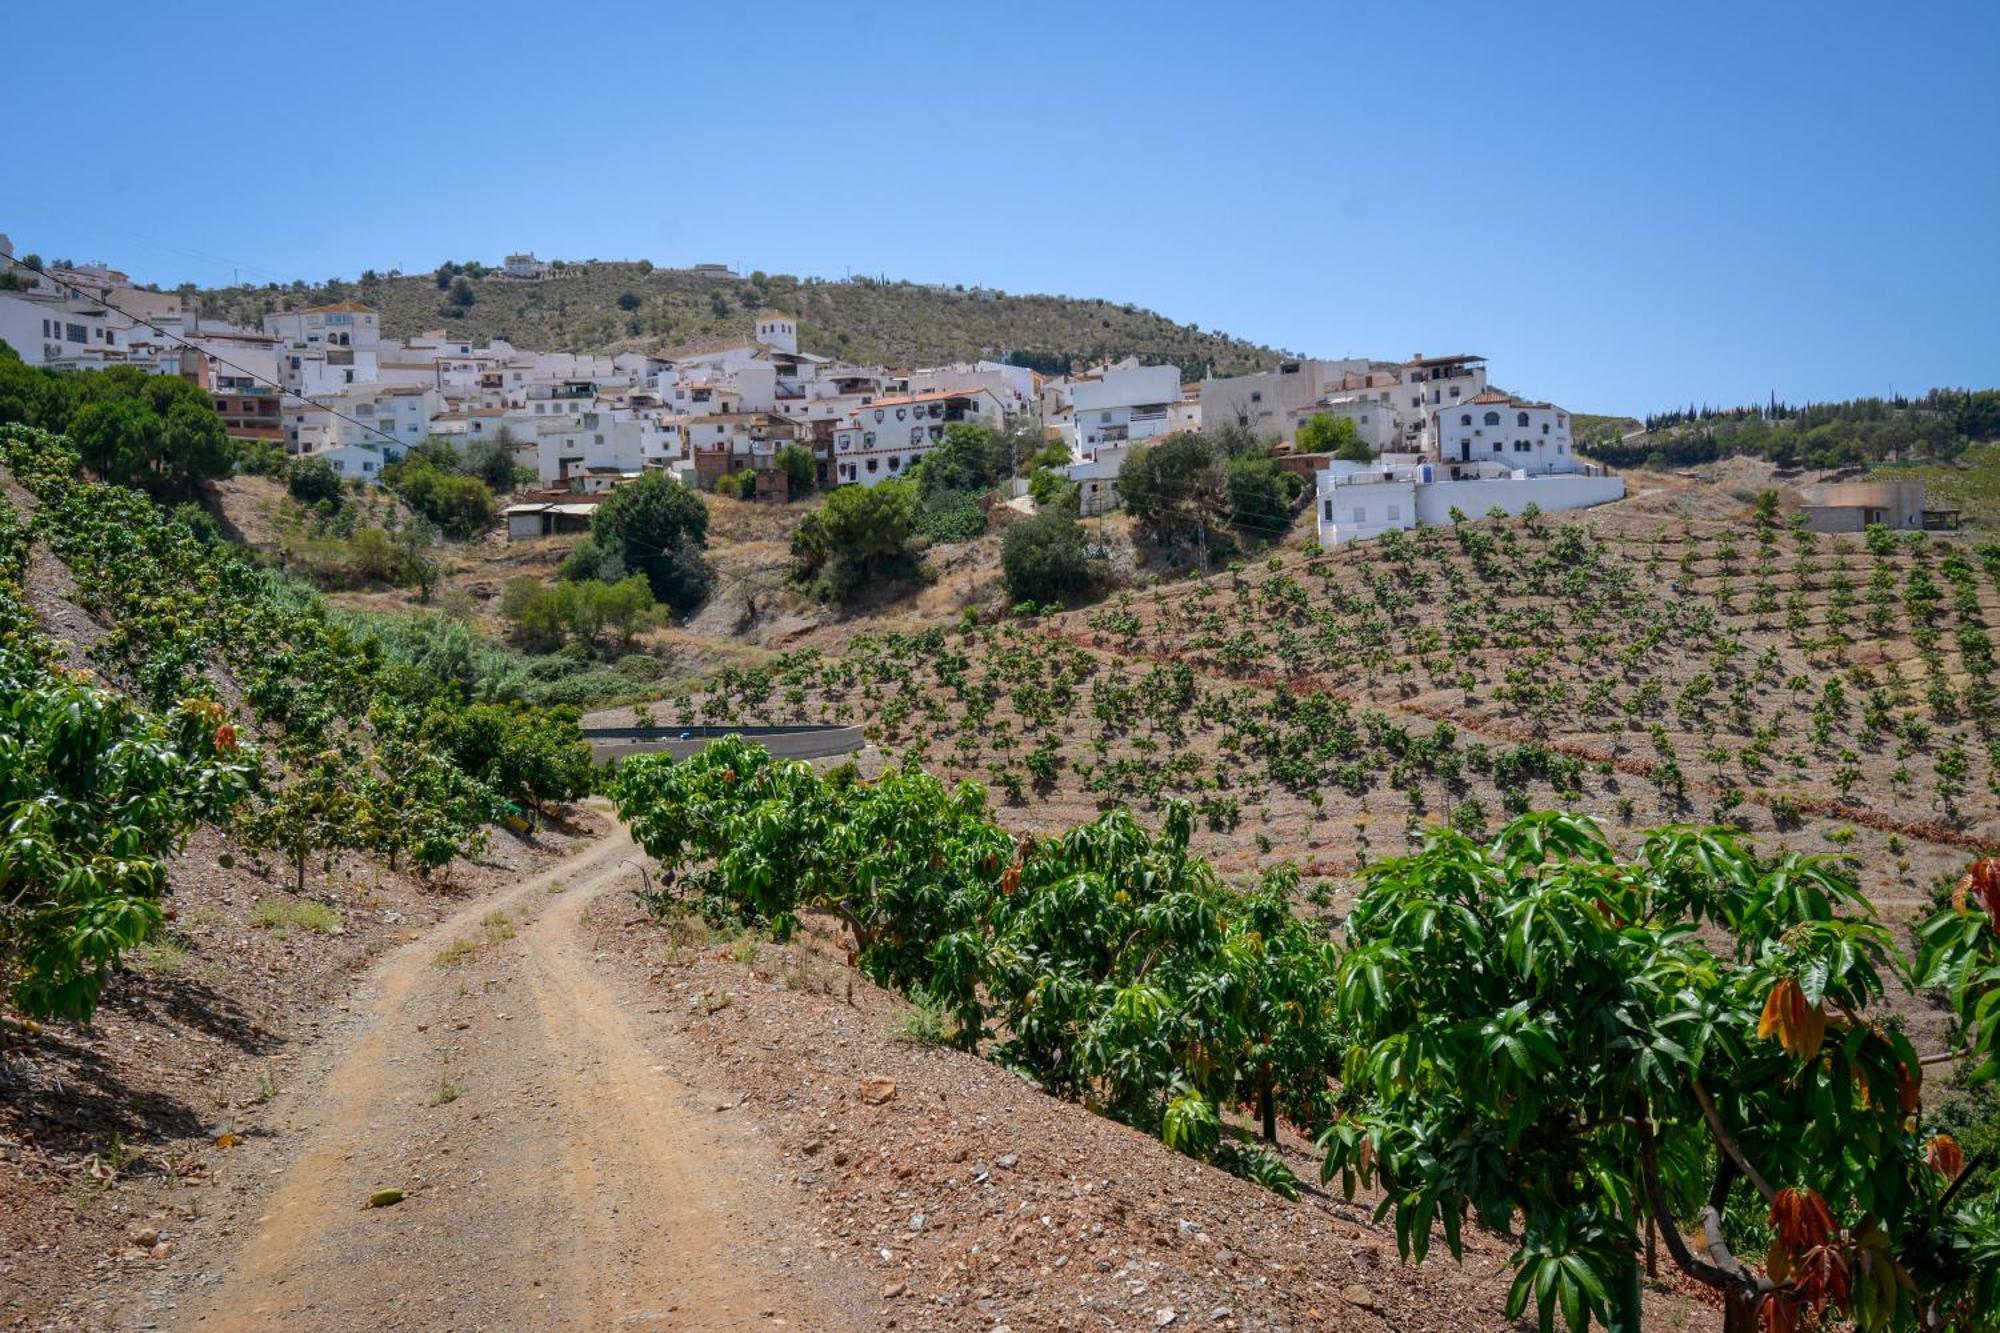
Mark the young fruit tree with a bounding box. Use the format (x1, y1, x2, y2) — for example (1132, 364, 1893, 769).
(1327, 814, 2000, 1333)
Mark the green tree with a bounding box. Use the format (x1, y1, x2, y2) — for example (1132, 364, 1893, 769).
(586, 472, 713, 611)
(288, 456, 342, 506)
(1225, 455, 1291, 538)
(775, 443, 816, 498)
(1000, 509, 1096, 606)
(616, 291, 642, 311)
(393, 462, 495, 539)
(1297, 413, 1371, 462)
(243, 749, 365, 894)
(1119, 432, 1225, 551)
(1331, 815, 2000, 1333)
(0, 668, 253, 1019)
(792, 477, 921, 601)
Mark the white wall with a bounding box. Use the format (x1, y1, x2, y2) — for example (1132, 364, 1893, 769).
(1411, 474, 1625, 527)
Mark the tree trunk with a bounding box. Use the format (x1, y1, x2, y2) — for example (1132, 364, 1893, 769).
(1721, 1286, 1760, 1333)
(1259, 1068, 1277, 1144)
(295, 851, 306, 895)
(1605, 1253, 1643, 1333)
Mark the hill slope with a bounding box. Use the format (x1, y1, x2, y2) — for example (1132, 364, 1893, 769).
(194, 262, 1291, 376)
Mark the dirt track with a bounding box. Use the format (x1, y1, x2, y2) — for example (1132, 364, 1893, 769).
(160, 822, 867, 1331)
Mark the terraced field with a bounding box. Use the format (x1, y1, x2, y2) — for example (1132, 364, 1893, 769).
(661, 503, 2000, 929)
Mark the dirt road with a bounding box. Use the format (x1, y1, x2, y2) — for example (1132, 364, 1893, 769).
(167, 822, 867, 1330)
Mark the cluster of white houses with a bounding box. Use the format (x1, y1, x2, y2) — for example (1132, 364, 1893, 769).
(0, 234, 1620, 543)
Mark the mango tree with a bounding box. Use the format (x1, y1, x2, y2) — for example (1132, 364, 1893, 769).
(1328, 813, 2000, 1332)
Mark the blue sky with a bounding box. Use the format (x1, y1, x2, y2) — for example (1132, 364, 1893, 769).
(4, 0, 1995, 414)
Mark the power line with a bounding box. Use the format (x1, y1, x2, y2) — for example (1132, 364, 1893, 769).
(3, 252, 411, 454)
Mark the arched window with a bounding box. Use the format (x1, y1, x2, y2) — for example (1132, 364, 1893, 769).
(1460, 414, 1471, 426)
(1483, 411, 1501, 427)
(1516, 411, 1530, 427)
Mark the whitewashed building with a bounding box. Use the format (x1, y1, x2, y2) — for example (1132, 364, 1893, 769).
(831, 388, 1006, 487)
(1067, 364, 1183, 460)
(1432, 391, 1575, 472)
(1314, 456, 1622, 546)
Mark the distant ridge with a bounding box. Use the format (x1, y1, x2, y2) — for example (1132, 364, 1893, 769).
(192, 261, 1295, 379)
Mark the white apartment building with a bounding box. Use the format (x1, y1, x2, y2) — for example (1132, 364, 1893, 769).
(831, 388, 1007, 487)
(532, 411, 686, 487)
(289, 383, 440, 459)
(1067, 363, 1183, 460)
(903, 360, 1039, 416)
(0, 292, 126, 365)
(1432, 392, 1574, 472)
(264, 302, 383, 396)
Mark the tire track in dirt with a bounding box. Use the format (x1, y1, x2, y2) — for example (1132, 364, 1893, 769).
(172, 820, 866, 1331)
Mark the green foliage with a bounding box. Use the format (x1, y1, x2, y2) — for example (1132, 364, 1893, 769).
(387, 460, 495, 540)
(774, 443, 816, 498)
(1119, 432, 1227, 550)
(423, 702, 594, 821)
(0, 490, 253, 1018)
(585, 472, 713, 611)
(613, 742, 1341, 1187)
(1334, 815, 1999, 1332)
(287, 456, 342, 506)
(1000, 509, 1097, 607)
(908, 424, 1005, 542)
(792, 478, 921, 601)
(500, 574, 658, 653)
(0, 424, 593, 932)
(1296, 413, 1369, 462)
(0, 356, 232, 498)
(1606, 391, 1998, 472)
(1225, 454, 1293, 539)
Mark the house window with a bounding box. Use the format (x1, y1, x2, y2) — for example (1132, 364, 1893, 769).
(1322, 499, 1333, 521)
(1351, 506, 1367, 523)
(866, 458, 878, 473)
(1517, 411, 1530, 427)
(1483, 411, 1501, 426)
(1449, 386, 1460, 398)
(910, 428, 922, 443)
(1249, 392, 1262, 404)
(1493, 441, 1503, 452)
(65, 323, 86, 343)
(1460, 414, 1471, 426)
(888, 457, 901, 470)
(1542, 423, 1551, 435)
(1387, 504, 1401, 521)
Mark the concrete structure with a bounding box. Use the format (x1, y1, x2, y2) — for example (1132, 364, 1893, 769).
(580, 723, 865, 765)
(503, 252, 550, 279)
(1199, 358, 1373, 441)
(1797, 481, 1957, 533)
(1314, 457, 1624, 546)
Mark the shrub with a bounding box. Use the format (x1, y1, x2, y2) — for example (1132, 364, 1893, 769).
(1001, 509, 1097, 606)
(288, 457, 342, 506)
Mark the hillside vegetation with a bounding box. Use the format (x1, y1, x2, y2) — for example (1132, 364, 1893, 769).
(193, 262, 1290, 377)
(1599, 391, 2000, 472)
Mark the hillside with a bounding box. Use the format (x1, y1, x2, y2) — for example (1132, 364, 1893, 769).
(192, 261, 1292, 377)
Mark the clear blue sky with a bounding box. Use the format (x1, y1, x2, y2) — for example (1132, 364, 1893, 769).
(4, 0, 1995, 414)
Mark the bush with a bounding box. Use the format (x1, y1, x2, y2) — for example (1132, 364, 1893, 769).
(1001, 509, 1097, 606)
(792, 478, 921, 602)
(586, 472, 713, 612)
(393, 462, 495, 540)
(288, 457, 342, 506)
(501, 575, 658, 653)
